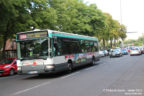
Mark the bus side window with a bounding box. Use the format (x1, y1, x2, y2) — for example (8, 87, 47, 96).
(94, 42, 98, 51)
(71, 41, 82, 54)
(41, 39, 48, 56)
(60, 38, 82, 55)
(85, 41, 91, 52)
(80, 41, 87, 53)
(53, 38, 62, 56)
(91, 42, 95, 52)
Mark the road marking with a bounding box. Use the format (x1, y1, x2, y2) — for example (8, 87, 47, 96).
(60, 72, 80, 79)
(85, 68, 92, 71)
(12, 71, 81, 96)
(12, 82, 51, 96)
(72, 71, 80, 75)
(83, 66, 96, 71)
(60, 74, 72, 79)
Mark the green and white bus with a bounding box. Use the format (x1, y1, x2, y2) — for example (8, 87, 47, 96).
(16, 29, 100, 74)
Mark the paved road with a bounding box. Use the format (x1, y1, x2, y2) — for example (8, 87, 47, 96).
(0, 55, 144, 96)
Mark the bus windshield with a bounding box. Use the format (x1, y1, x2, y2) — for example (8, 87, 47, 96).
(19, 38, 48, 60)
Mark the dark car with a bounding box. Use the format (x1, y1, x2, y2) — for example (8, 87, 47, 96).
(0, 57, 17, 76)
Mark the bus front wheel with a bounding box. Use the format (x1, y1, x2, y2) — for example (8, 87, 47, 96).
(91, 58, 95, 65)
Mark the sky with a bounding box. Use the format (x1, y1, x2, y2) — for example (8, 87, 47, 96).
(83, 0, 144, 40)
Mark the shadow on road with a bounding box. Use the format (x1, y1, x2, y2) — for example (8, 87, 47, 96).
(23, 63, 99, 80)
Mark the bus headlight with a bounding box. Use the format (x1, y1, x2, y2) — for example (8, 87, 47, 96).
(17, 66, 22, 71)
(45, 65, 55, 71)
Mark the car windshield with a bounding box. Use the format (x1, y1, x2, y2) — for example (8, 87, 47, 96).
(19, 38, 48, 60)
(131, 48, 139, 50)
(113, 49, 119, 52)
(0, 59, 14, 65)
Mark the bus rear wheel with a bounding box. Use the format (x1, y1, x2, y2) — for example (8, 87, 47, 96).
(67, 62, 73, 72)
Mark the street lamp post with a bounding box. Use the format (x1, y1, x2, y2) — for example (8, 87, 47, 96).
(120, 0, 124, 48)
(120, 0, 122, 25)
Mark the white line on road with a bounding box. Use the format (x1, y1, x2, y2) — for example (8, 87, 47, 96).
(60, 74, 73, 79)
(60, 72, 80, 79)
(84, 66, 96, 71)
(12, 71, 81, 96)
(85, 68, 92, 71)
(12, 82, 51, 96)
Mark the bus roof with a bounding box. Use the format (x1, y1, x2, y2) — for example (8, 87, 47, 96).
(49, 30, 98, 41)
(16, 29, 98, 41)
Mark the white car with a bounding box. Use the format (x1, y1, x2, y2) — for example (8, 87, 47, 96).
(130, 48, 141, 56)
(99, 50, 105, 57)
(103, 50, 109, 56)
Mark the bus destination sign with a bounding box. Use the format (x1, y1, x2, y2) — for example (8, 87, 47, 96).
(19, 32, 48, 40)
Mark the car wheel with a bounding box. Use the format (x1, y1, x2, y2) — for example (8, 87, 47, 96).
(9, 69, 15, 76)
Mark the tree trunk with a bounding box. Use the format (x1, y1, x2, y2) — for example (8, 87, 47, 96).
(102, 38, 105, 49)
(110, 38, 113, 48)
(114, 39, 116, 47)
(2, 32, 7, 58)
(116, 40, 119, 47)
(2, 20, 10, 58)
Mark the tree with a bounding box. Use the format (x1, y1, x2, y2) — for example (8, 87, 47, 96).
(0, 0, 54, 57)
(0, 0, 127, 57)
(0, 0, 30, 57)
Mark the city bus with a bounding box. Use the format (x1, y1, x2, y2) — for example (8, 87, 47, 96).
(16, 29, 100, 74)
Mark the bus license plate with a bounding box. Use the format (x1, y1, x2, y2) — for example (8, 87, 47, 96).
(28, 71, 38, 74)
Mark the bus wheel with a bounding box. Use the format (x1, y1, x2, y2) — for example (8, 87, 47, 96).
(91, 58, 95, 65)
(67, 62, 73, 72)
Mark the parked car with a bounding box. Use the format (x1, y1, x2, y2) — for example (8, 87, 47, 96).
(142, 47, 144, 54)
(0, 57, 17, 76)
(130, 48, 141, 56)
(139, 46, 144, 54)
(103, 50, 109, 56)
(121, 48, 128, 55)
(109, 49, 122, 57)
(127, 48, 131, 53)
(99, 50, 105, 57)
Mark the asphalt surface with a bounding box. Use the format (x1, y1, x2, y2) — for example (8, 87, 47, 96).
(0, 55, 144, 96)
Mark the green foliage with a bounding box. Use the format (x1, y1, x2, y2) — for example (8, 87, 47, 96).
(0, 0, 127, 51)
(125, 34, 144, 46)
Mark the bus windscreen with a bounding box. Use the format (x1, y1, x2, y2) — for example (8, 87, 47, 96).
(19, 38, 48, 59)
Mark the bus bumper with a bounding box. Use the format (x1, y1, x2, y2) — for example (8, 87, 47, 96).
(18, 65, 55, 75)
